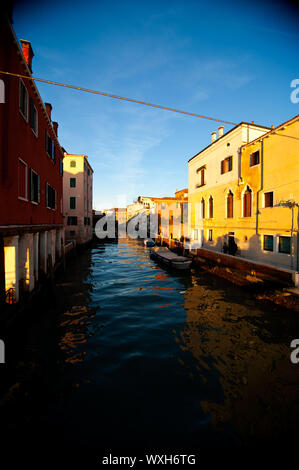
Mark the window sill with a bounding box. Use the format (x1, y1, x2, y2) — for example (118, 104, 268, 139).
(31, 201, 38, 205)
(249, 163, 260, 168)
(18, 196, 28, 202)
(195, 184, 206, 189)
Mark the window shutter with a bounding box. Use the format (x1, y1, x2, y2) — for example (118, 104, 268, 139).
(45, 182, 48, 207)
(221, 160, 224, 174)
(29, 98, 34, 128)
(228, 156, 233, 171)
(29, 169, 34, 201)
(52, 144, 56, 163)
(37, 175, 40, 203)
(45, 130, 48, 152)
(250, 154, 252, 167)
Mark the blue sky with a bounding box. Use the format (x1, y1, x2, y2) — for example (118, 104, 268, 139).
(13, 0, 299, 210)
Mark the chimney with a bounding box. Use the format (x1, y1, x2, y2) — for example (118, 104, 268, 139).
(53, 121, 58, 137)
(20, 40, 34, 73)
(252, 120, 254, 124)
(45, 102, 52, 120)
(211, 131, 217, 143)
(218, 126, 224, 138)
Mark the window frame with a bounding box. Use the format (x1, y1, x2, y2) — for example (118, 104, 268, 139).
(29, 168, 40, 204)
(221, 155, 233, 175)
(278, 236, 291, 254)
(264, 191, 274, 208)
(70, 177, 76, 188)
(263, 234, 274, 252)
(45, 182, 56, 210)
(196, 165, 206, 188)
(18, 158, 28, 201)
(29, 97, 38, 137)
(70, 196, 76, 210)
(19, 78, 29, 121)
(243, 186, 252, 218)
(250, 150, 260, 167)
(208, 196, 213, 219)
(226, 190, 234, 219)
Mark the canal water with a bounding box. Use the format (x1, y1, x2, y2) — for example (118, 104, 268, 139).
(1, 239, 299, 462)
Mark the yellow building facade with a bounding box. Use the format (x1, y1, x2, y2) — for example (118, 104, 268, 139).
(188, 115, 299, 272)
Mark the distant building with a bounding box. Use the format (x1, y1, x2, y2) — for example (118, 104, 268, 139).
(150, 189, 188, 241)
(63, 154, 93, 245)
(0, 17, 64, 303)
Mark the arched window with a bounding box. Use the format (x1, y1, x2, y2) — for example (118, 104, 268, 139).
(243, 186, 252, 217)
(227, 191, 234, 218)
(209, 196, 213, 218)
(201, 198, 205, 219)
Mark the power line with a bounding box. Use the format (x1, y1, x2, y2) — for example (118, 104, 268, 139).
(0, 70, 237, 126)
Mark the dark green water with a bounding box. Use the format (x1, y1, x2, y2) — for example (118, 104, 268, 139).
(1, 239, 299, 462)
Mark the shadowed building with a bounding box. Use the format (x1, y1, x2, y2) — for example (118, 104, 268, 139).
(0, 15, 64, 303)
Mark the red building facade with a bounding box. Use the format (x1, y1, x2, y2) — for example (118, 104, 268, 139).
(0, 21, 63, 226)
(0, 15, 65, 303)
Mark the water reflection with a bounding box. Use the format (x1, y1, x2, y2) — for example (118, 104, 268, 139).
(1, 238, 299, 455)
(179, 272, 299, 444)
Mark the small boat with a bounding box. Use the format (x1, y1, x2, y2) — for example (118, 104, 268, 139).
(144, 238, 155, 247)
(150, 246, 192, 270)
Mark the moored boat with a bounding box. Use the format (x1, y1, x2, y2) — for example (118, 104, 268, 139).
(150, 246, 191, 269)
(144, 238, 155, 247)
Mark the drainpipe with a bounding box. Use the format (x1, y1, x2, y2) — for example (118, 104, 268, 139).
(256, 140, 263, 235)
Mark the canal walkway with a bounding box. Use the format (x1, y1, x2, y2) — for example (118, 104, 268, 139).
(1, 238, 299, 463)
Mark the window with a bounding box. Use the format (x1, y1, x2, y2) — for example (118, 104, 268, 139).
(29, 97, 38, 135)
(45, 131, 55, 161)
(196, 166, 206, 188)
(227, 191, 234, 218)
(70, 197, 76, 210)
(46, 183, 56, 209)
(201, 198, 205, 219)
(70, 177, 76, 188)
(19, 79, 28, 120)
(193, 229, 198, 241)
(67, 216, 77, 226)
(29, 169, 40, 203)
(209, 196, 213, 218)
(250, 150, 260, 167)
(243, 186, 252, 217)
(264, 191, 273, 208)
(221, 156, 233, 174)
(18, 159, 27, 200)
(88, 169, 90, 175)
(70, 160, 76, 168)
(70, 230, 76, 237)
(208, 229, 213, 241)
(59, 159, 63, 175)
(263, 235, 274, 252)
(278, 236, 291, 254)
